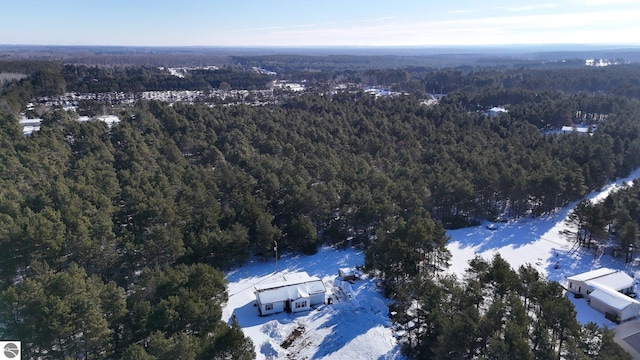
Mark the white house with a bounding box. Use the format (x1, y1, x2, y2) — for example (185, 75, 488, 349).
(567, 268, 635, 296)
(254, 272, 326, 316)
(566, 268, 638, 321)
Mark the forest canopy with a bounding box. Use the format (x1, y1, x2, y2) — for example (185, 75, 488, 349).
(1, 60, 639, 358)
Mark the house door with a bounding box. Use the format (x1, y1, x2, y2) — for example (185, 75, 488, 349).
(285, 300, 291, 313)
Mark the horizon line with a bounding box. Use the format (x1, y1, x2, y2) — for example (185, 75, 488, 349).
(2, 43, 640, 49)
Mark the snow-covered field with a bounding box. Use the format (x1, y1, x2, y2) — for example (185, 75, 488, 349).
(222, 168, 640, 359)
(223, 249, 404, 360)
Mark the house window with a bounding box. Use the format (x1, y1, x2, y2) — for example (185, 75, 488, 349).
(569, 282, 572, 288)
(265, 303, 273, 311)
(295, 301, 307, 309)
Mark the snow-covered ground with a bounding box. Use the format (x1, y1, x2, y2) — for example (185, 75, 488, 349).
(448, 167, 640, 328)
(223, 168, 640, 359)
(223, 248, 404, 360)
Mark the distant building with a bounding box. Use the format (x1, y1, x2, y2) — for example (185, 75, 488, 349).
(560, 125, 594, 135)
(18, 116, 42, 136)
(254, 272, 326, 316)
(96, 115, 121, 128)
(272, 80, 305, 92)
(253, 67, 277, 76)
(22, 125, 41, 136)
(585, 59, 619, 67)
(17, 114, 120, 136)
(18, 116, 42, 127)
(365, 88, 389, 97)
(485, 107, 508, 117)
(566, 268, 639, 322)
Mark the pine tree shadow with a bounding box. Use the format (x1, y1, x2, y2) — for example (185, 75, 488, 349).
(308, 279, 393, 359)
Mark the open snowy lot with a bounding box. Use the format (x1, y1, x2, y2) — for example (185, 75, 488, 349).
(447, 167, 640, 328)
(223, 248, 404, 360)
(223, 167, 640, 359)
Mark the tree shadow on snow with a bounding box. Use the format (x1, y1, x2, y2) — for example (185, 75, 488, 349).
(447, 166, 640, 255)
(228, 299, 274, 328)
(308, 281, 392, 359)
(448, 208, 573, 253)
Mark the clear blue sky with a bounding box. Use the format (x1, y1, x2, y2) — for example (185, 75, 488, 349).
(3, 0, 640, 47)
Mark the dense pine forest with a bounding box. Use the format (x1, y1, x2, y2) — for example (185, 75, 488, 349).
(1, 59, 640, 358)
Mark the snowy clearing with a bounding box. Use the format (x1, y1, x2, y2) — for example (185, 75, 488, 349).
(447, 167, 640, 328)
(223, 248, 404, 360)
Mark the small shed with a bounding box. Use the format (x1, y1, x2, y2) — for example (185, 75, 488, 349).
(339, 268, 356, 281)
(254, 272, 326, 316)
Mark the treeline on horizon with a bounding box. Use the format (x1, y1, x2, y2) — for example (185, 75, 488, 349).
(0, 61, 640, 358)
(4, 56, 640, 98)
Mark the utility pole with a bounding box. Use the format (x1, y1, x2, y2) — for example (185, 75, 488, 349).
(274, 240, 278, 273)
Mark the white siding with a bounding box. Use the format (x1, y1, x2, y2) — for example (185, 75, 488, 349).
(567, 279, 590, 296)
(590, 296, 640, 322)
(259, 301, 285, 316)
(291, 299, 310, 313)
(309, 292, 325, 306)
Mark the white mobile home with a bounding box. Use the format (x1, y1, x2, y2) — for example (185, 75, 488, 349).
(254, 272, 326, 316)
(566, 268, 635, 297)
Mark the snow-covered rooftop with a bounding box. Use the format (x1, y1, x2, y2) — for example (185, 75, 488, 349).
(22, 125, 40, 136)
(339, 267, 354, 275)
(96, 115, 120, 127)
(257, 284, 312, 304)
(567, 268, 635, 291)
(561, 125, 591, 133)
(589, 283, 640, 311)
(254, 271, 321, 292)
(18, 117, 42, 126)
(489, 106, 507, 113)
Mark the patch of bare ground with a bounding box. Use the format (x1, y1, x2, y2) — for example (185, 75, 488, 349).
(281, 325, 305, 349)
